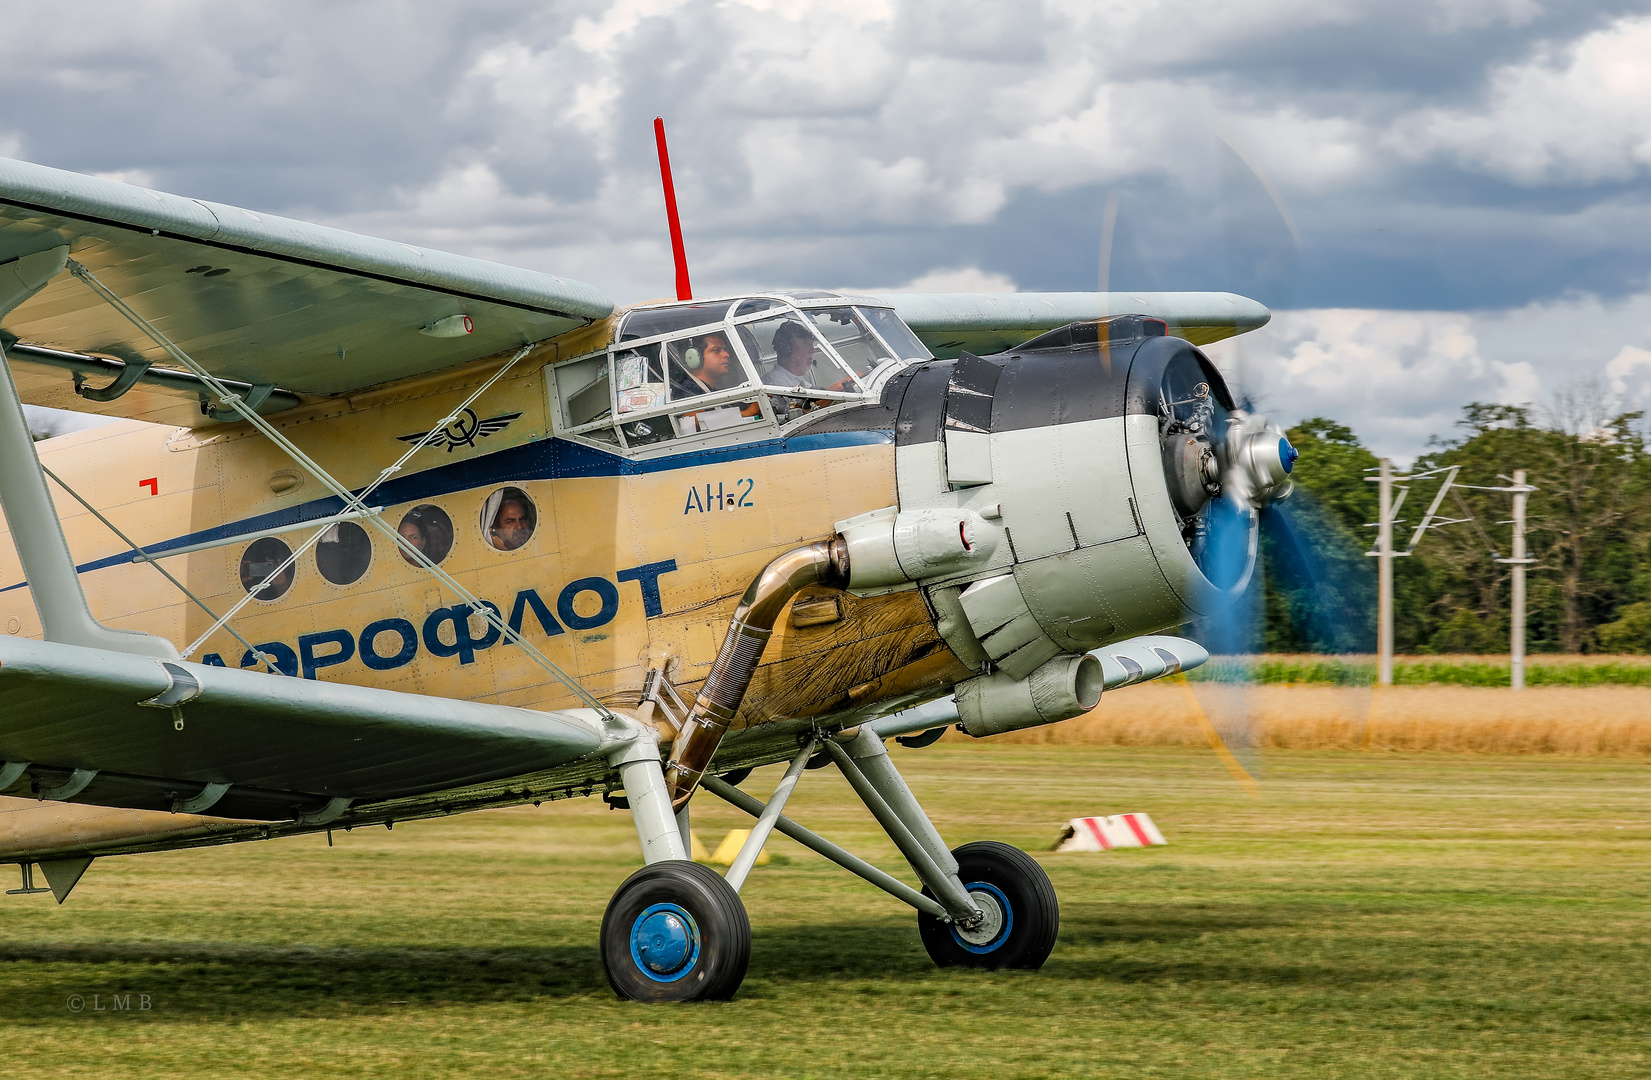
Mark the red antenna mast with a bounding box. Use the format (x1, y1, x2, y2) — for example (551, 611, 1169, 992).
(653, 117, 692, 301)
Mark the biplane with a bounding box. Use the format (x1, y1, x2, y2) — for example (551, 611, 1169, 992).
(0, 152, 1294, 1001)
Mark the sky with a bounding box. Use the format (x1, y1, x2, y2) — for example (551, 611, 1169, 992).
(7, 0, 1651, 459)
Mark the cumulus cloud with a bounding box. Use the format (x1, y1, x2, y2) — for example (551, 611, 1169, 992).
(1205, 292, 1651, 461)
(1393, 14, 1651, 185)
(1386, 13, 1651, 184)
(1606, 346, 1651, 409)
(2, 0, 1650, 452)
(870, 266, 1021, 293)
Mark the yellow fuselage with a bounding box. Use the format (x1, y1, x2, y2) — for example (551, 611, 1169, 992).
(1, 345, 961, 735)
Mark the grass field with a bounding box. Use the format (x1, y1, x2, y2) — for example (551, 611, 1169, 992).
(3, 744, 1648, 1078)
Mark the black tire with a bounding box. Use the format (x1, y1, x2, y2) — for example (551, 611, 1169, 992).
(600, 861, 750, 1002)
(918, 841, 1059, 970)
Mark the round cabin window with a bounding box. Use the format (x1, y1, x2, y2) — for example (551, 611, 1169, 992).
(482, 487, 536, 553)
(240, 536, 295, 600)
(397, 504, 454, 566)
(316, 520, 372, 586)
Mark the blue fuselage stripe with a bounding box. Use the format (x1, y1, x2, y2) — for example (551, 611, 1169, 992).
(2, 429, 893, 593)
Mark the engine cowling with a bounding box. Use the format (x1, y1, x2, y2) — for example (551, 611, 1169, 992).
(855, 317, 1291, 685)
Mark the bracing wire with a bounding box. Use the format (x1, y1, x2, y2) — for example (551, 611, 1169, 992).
(64, 259, 614, 717)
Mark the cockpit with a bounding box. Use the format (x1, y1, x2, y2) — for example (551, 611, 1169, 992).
(549, 292, 931, 454)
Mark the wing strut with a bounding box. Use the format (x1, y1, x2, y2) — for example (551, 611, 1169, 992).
(60, 257, 615, 718)
(0, 248, 177, 659)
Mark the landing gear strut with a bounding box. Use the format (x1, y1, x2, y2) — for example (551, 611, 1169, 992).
(658, 727, 1059, 999)
(603, 704, 1059, 1001)
(601, 719, 752, 1002)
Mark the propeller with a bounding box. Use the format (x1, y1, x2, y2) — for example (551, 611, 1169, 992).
(1106, 131, 1376, 792)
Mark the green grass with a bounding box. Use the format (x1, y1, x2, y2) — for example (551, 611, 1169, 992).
(1191, 654, 1651, 686)
(3, 746, 1649, 1077)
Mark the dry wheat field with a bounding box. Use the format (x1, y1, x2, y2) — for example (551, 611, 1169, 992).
(981, 681, 1651, 756)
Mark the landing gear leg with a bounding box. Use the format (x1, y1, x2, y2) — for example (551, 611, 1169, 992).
(601, 733, 750, 1002)
(826, 729, 1059, 970)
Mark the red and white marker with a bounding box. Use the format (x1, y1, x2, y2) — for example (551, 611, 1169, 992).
(1054, 813, 1167, 852)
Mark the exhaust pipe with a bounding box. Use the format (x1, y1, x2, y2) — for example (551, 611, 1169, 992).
(954, 652, 1105, 738)
(663, 537, 850, 809)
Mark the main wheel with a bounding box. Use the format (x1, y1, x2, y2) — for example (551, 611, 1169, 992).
(600, 861, 750, 1002)
(918, 841, 1059, 970)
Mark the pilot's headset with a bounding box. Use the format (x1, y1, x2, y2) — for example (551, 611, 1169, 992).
(682, 334, 713, 370)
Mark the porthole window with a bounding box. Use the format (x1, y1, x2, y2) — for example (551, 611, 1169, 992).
(482, 487, 536, 552)
(315, 520, 372, 585)
(240, 536, 295, 600)
(397, 504, 454, 566)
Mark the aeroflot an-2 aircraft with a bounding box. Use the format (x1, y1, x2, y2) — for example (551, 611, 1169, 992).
(0, 154, 1296, 1001)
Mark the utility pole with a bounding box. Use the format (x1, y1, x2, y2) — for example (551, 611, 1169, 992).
(1491, 470, 1536, 691)
(1377, 459, 1394, 686)
(1367, 462, 1467, 687)
(1510, 469, 1527, 691)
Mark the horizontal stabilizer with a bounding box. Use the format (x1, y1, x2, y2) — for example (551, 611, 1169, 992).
(0, 636, 605, 821)
(880, 292, 1270, 357)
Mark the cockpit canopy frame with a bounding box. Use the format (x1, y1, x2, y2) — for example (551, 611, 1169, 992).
(546, 291, 930, 456)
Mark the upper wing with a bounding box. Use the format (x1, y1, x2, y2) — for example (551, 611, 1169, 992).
(879, 291, 1271, 358)
(0, 155, 613, 423)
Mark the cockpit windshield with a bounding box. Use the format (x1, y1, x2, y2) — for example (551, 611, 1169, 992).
(553, 293, 932, 454)
(798, 308, 888, 377)
(618, 302, 734, 342)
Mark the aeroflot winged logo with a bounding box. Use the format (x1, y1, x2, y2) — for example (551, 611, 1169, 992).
(397, 409, 522, 452)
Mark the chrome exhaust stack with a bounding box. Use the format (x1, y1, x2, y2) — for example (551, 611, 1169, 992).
(663, 537, 850, 809)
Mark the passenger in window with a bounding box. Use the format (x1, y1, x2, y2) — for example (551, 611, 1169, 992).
(426, 515, 452, 560)
(261, 564, 294, 598)
(484, 487, 537, 552)
(240, 537, 295, 600)
(491, 498, 532, 551)
(398, 518, 428, 565)
(398, 504, 455, 566)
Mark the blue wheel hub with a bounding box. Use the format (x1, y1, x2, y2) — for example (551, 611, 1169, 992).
(950, 882, 1014, 954)
(630, 903, 701, 982)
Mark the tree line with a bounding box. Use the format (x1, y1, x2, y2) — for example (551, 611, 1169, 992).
(1237, 390, 1651, 654)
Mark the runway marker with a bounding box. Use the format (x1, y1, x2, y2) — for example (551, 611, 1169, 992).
(1054, 813, 1167, 852)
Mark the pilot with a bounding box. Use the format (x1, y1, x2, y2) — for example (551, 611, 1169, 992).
(767, 321, 853, 398)
(673, 331, 761, 420)
(673, 332, 732, 395)
(489, 494, 535, 552)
